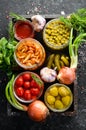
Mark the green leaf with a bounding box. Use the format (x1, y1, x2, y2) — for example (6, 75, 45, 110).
(31, 74, 43, 86)
(10, 12, 26, 21)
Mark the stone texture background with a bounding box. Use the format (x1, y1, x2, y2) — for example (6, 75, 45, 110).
(0, 0, 86, 130)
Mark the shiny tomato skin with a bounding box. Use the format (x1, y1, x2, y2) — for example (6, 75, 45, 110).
(31, 95, 37, 100)
(24, 90, 31, 100)
(16, 87, 24, 97)
(30, 88, 40, 96)
(23, 73, 31, 81)
(15, 76, 24, 87)
(23, 81, 30, 89)
(30, 79, 39, 88)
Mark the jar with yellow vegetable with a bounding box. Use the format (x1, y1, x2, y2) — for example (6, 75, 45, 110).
(44, 83, 73, 112)
(43, 19, 71, 50)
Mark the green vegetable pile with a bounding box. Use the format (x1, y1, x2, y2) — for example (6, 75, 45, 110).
(0, 37, 17, 77)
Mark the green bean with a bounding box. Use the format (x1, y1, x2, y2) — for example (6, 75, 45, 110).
(5, 82, 14, 105)
(5, 81, 22, 110)
(9, 76, 24, 110)
(5, 76, 25, 111)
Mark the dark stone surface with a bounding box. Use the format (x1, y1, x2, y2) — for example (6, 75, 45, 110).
(0, 0, 86, 130)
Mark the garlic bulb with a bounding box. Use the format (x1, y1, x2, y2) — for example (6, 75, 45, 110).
(40, 67, 57, 83)
(31, 15, 46, 32)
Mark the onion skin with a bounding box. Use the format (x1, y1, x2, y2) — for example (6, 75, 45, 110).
(57, 67, 76, 85)
(27, 100, 49, 122)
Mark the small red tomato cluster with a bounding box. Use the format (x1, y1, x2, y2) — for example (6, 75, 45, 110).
(14, 73, 43, 101)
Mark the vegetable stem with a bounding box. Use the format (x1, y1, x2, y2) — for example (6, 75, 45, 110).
(10, 12, 26, 21)
(69, 28, 86, 69)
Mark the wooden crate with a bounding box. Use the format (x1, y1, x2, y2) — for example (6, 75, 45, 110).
(9, 14, 78, 116)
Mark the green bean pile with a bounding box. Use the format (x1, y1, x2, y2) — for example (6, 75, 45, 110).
(44, 19, 70, 46)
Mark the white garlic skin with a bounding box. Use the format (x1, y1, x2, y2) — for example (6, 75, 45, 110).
(31, 15, 46, 32)
(40, 67, 57, 83)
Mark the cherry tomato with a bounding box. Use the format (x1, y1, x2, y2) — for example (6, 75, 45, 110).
(30, 79, 39, 88)
(31, 95, 37, 100)
(24, 90, 31, 100)
(16, 87, 24, 97)
(30, 88, 40, 96)
(15, 76, 24, 87)
(23, 73, 31, 81)
(23, 81, 30, 89)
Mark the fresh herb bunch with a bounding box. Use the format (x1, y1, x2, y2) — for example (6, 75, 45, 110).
(0, 13, 27, 79)
(0, 37, 17, 78)
(60, 8, 86, 34)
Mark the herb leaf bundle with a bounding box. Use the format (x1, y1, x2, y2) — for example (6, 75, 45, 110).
(60, 8, 86, 34)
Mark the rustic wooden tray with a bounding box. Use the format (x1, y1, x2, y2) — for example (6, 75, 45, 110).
(7, 14, 78, 117)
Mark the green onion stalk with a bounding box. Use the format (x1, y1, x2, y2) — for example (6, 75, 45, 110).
(57, 28, 86, 85)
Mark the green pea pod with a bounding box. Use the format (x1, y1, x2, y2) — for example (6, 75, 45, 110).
(47, 54, 55, 68)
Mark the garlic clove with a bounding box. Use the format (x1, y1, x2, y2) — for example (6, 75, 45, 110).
(31, 15, 46, 32)
(40, 67, 57, 83)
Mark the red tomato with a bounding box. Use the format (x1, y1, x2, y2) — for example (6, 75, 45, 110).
(23, 73, 31, 81)
(31, 95, 37, 100)
(30, 88, 40, 96)
(30, 79, 39, 88)
(24, 90, 31, 100)
(15, 76, 24, 87)
(16, 87, 24, 97)
(23, 81, 30, 89)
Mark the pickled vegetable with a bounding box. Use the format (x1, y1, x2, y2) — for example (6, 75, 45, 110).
(46, 95, 55, 105)
(54, 54, 61, 71)
(46, 53, 70, 71)
(45, 84, 73, 111)
(54, 100, 64, 109)
(58, 86, 70, 97)
(62, 96, 71, 106)
(47, 54, 55, 68)
(44, 19, 70, 47)
(49, 86, 58, 97)
(61, 55, 69, 66)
